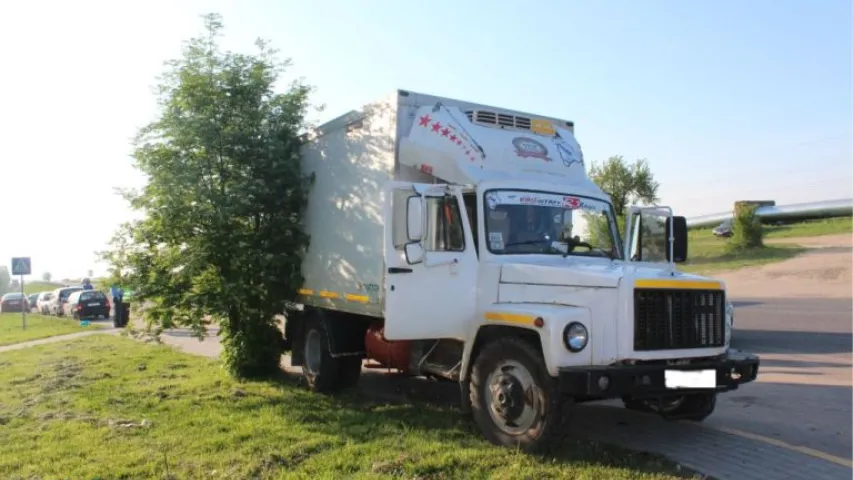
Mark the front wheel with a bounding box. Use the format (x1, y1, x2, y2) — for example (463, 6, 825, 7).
(469, 337, 569, 453)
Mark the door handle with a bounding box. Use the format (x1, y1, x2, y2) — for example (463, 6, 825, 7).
(387, 267, 413, 274)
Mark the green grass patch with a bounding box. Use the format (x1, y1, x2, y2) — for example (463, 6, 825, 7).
(0, 335, 691, 479)
(0, 313, 106, 346)
(763, 216, 852, 239)
(681, 216, 851, 275)
(18, 281, 66, 295)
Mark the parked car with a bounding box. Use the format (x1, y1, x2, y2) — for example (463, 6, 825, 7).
(36, 291, 54, 315)
(0, 293, 27, 313)
(49, 286, 84, 316)
(27, 293, 40, 312)
(712, 219, 733, 237)
(64, 290, 110, 320)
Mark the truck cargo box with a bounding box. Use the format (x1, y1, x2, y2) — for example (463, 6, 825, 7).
(297, 90, 582, 318)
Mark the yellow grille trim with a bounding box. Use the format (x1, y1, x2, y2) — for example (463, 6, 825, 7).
(634, 279, 722, 290)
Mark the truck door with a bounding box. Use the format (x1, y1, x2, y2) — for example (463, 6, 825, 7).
(382, 182, 478, 341)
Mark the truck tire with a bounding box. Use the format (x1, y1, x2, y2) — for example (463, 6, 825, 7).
(338, 356, 363, 389)
(469, 337, 568, 453)
(301, 318, 359, 393)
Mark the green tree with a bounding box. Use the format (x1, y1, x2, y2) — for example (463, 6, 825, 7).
(729, 203, 764, 249)
(0, 266, 9, 295)
(100, 13, 314, 378)
(42, 272, 52, 282)
(588, 155, 660, 220)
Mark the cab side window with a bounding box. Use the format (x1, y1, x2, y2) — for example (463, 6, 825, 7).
(424, 195, 465, 252)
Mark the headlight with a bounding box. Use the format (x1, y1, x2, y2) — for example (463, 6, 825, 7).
(563, 322, 588, 352)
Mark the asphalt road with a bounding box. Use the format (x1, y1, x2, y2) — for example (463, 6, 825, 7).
(712, 297, 852, 461)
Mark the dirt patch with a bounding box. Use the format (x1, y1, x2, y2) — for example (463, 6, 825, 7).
(718, 234, 852, 299)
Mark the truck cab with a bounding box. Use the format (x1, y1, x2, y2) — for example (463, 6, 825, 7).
(286, 90, 759, 453)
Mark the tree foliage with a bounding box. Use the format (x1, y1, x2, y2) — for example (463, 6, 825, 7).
(729, 203, 764, 249)
(588, 155, 660, 219)
(0, 266, 9, 295)
(42, 272, 52, 282)
(99, 13, 314, 378)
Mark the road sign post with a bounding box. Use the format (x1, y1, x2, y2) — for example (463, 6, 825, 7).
(11, 257, 31, 330)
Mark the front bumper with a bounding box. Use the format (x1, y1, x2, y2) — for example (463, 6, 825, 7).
(558, 349, 759, 398)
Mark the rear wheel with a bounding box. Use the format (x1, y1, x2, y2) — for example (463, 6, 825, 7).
(469, 337, 569, 453)
(301, 318, 361, 393)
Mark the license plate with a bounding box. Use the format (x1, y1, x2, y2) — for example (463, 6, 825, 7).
(9, 301, 18, 305)
(665, 369, 716, 389)
(87, 303, 100, 307)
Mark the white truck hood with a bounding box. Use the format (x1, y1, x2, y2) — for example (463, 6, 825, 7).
(499, 260, 622, 288)
(499, 260, 722, 290)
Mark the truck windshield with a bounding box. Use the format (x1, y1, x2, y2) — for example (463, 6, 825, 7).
(484, 190, 620, 258)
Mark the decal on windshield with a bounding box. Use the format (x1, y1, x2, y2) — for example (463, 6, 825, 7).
(489, 192, 604, 213)
(486, 192, 501, 210)
(488, 232, 504, 250)
(512, 137, 552, 162)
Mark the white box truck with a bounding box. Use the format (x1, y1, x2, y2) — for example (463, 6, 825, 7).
(284, 89, 759, 452)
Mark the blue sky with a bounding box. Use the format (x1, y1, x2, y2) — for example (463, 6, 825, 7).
(0, 0, 850, 279)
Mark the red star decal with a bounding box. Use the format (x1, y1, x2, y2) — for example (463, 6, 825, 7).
(449, 134, 457, 142)
(456, 139, 462, 146)
(469, 156, 475, 162)
(464, 149, 470, 155)
(431, 122, 442, 132)
(418, 115, 431, 127)
(441, 127, 450, 137)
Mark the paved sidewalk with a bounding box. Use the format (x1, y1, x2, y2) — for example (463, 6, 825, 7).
(573, 404, 851, 480)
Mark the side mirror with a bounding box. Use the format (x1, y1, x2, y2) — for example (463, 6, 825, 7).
(666, 216, 688, 263)
(406, 196, 423, 241)
(404, 242, 424, 265)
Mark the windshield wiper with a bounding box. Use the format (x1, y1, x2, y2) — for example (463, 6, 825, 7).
(502, 239, 550, 249)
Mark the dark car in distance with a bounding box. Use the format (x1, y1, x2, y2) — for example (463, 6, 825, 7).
(0, 293, 27, 313)
(65, 290, 110, 320)
(27, 293, 39, 312)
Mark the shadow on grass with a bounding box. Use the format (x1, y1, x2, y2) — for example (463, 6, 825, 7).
(233, 367, 692, 477)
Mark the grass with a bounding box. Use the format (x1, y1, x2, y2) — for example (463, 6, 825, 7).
(762, 216, 852, 239)
(0, 313, 107, 346)
(680, 216, 851, 275)
(18, 281, 65, 295)
(0, 335, 693, 480)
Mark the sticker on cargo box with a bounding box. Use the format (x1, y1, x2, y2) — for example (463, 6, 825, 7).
(512, 137, 552, 162)
(531, 119, 556, 136)
(555, 135, 582, 168)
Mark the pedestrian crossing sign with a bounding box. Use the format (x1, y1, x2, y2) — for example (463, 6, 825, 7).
(11, 257, 31, 276)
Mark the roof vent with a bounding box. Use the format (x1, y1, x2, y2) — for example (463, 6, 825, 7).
(465, 110, 532, 131)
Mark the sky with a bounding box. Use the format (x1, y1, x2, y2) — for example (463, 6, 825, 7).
(0, 0, 850, 280)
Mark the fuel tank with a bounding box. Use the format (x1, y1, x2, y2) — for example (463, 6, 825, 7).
(364, 322, 414, 373)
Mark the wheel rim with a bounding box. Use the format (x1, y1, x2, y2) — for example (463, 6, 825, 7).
(484, 360, 542, 435)
(304, 329, 322, 376)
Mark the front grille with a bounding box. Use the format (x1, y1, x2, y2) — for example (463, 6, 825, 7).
(634, 288, 726, 351)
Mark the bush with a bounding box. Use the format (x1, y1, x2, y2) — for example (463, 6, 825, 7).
(729, 203, 764, 249)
